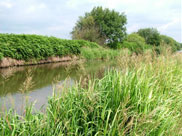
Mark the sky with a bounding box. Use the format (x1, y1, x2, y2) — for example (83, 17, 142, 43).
(0, 0, 181, 42)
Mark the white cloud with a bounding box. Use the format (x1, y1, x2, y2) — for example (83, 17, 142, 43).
(127, 24, 140, 33)
(48, 25, 68, 31)
(0, 0, 181, 42)
(158, 18, 180, 32)
(0, 1, 13, 8)
(26, 3, 46, 13)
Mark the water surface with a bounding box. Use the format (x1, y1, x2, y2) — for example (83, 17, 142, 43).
(0, 61, 114, 114)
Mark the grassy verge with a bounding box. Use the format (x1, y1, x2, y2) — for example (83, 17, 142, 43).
(80, 47, 122, 60)
(0, 51, 181, 135)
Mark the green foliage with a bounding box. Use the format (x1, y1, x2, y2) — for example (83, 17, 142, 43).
(117, 33, 151, 54)
(108, 41, 123, 49)
(160, 35, 181, 51)
(0, 34, 99, 61)
(137, 28, 161, 46)
(0, 53, 181, 135)
(71, 16, 102, 44)
(127, 33, 145, 43)
(0, 52, 3, 60)
(80, 47, 120, 60)
(72, 6, 127, 46)
(121, 41, 142, 54)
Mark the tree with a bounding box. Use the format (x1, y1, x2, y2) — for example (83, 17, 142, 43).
(137, 28, 161, 46)
(71, 6, 127, 46)
(71, 16, 105, 45)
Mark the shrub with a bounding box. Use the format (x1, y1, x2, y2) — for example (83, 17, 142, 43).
(137, 28, 161, 46)
(160, 35, 181, 51)
(127, 33, 145, 43)
(0, 52, 3, 60)
(119, 33, 150, 54)
(0, 34, 99, 61)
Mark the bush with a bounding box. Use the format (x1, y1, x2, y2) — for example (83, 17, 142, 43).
(137, 28, 161, 46)
(0, 52, 3, 60)
(108, 42, 122, 49)
(127, 33, 145, 43)
(0, 34, 99, 61)
(118, 33, 150, 54)
(122, 41, 144, 54)
(160, 35, 181, 51)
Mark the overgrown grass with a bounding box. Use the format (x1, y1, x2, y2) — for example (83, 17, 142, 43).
(80, 47, 121, 60)
(0, 51, 181, 135)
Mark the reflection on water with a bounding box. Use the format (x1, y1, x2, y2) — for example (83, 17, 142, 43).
(0, 61, 114, 113)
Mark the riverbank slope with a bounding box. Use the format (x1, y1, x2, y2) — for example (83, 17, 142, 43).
(0, 34, 119, 68)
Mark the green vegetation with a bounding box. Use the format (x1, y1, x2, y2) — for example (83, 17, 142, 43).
(0, 52, 181, 135)
(71, 16, 102, 45)
(160, 35, 181, 51)
(116, 29, 181, 54)
(0, 8, 181, 62)
(0, 34, 99, 61)
(71, 7, 181, 53)
(0, 32, 180, 65)
(0, 52, 3, 60)
(137, 28, 161, 46)
(80, 47, 121, 60)
(118, 33, 150, 54)
(0, 5, 182, 136)
(71, 6, 127, 46)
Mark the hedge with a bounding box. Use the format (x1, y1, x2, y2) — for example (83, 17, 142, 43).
(0, 34, 99, 60)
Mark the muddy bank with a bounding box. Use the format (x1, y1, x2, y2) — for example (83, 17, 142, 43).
(0, 56, 79, 68)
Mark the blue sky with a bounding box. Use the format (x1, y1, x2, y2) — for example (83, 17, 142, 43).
(0, 0, 181, 42)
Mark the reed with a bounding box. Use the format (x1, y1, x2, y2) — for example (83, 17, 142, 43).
(80, 47, 121, 60)
(0, 51, 181, 136)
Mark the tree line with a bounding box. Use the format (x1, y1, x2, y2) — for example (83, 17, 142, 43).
(71, 6, 182, 53)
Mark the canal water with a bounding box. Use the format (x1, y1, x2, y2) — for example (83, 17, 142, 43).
(0, 61, 114, 114)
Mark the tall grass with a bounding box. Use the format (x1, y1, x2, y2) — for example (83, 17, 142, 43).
(0, 51, 181, 135)
(80, 47, 122, 60)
